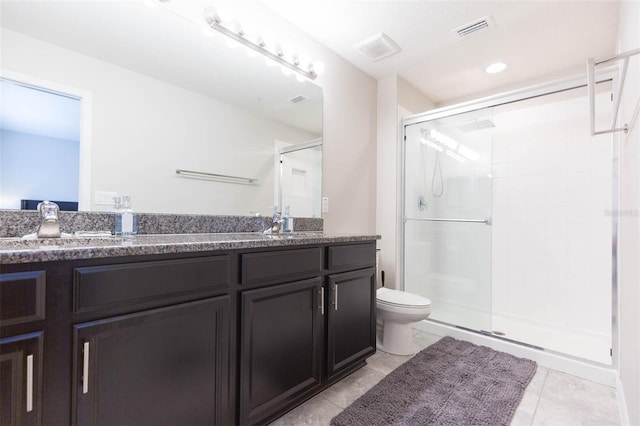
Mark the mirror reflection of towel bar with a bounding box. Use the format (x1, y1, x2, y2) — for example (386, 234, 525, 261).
(175, 169, 258, 185)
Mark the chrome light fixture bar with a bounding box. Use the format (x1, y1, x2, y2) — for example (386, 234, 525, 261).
(203, 8, 318, 80)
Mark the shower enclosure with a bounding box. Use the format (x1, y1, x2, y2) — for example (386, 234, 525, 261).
(402, 78, 616, 365)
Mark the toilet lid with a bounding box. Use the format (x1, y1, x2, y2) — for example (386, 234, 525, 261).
(377, 287, 431, 308)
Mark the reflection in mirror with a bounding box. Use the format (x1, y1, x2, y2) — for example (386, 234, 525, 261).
(276, 139, 322, 218)
(0, 0, 322, 216)
(0, 79, 81, 210)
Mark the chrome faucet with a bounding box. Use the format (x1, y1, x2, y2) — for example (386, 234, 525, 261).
(268, 211, 284, 234)
(36, 201, 61, 238)
(251, 209, 284, 234)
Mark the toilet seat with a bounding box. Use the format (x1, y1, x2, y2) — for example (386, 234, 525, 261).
(377, 287, 431, 309)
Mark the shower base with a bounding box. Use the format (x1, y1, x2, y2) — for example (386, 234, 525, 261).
(426, 302, 611, 365)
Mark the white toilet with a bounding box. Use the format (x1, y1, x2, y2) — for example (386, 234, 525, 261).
(376, 287, 432, 355)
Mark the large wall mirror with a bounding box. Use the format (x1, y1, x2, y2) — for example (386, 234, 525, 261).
(0, 0, 323, 217)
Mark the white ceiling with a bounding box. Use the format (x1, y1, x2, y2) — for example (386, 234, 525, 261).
(261, 0, 621, 104)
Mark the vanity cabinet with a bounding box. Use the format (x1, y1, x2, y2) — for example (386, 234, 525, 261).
(0, 239, 376, 426)
(72, 297, 230, 426)
(238, 243, 376, 425)
(326, 244, 377, 379)
(0, 332, 43, 426)
(0, 270, 46, 426)
(327, 267, 376, 379)
(239, 278, 323, 425)
(69, 255, 232, 426)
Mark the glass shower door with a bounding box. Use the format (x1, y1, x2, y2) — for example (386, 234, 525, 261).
(403, 109, 493, 332)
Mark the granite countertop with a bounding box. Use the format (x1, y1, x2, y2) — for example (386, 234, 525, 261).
(0, 232, 380, 264)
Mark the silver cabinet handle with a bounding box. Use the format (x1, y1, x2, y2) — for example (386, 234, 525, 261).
(26, 354, 33, 412)
(320, 287, 325, 315)
(82, 342, 90, 394)
(334, 285, 338, 311)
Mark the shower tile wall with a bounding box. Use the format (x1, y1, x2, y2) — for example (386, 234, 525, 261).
(491, 88, 613, 363)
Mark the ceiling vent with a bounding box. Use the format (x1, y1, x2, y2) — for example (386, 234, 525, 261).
(288, 95, 308, 104)
(354, 33, 401, 61)
(454, 16, 494, 38)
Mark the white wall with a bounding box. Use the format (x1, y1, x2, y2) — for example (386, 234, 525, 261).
(316, 51, 377, 234)
(398, 78, 436, 117)
(1, 29, 317, 216)
(0, 129, 80, 208)
(617, 1, 640, 424)
(377, 75, 400, 287)
(376, 75, 434, 288)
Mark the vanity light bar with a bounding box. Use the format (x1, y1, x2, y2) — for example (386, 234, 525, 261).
(203, 8, 318, 80)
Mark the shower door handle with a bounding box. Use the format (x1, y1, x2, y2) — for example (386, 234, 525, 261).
(404, 216, 491, 225)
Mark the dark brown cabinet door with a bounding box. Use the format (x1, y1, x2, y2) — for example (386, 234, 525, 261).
(327, 268, 376, 378)
(72, 297, 230, 426)
(240, 278, 323, 425)
(0, 332, 43, 426)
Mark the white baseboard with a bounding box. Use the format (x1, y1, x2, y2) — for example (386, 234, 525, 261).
(616, 375, 631, 426)
(413, 320, 616, 386)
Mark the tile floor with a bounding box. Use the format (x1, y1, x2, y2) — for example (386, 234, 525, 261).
(270, 331, 621, 426)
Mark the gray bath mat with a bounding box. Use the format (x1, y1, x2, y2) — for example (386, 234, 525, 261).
(331, 336, 537, 426)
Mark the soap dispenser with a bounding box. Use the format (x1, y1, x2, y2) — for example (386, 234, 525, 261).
(114, 195, 136, 237)
(113, 195, 123, 236)
(120, 195, 137, 237)
(283, 206, 294, 233)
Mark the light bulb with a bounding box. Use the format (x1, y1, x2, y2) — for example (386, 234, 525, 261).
(215, 5, 235, 24)
(280, 42, 293, 59)
(242, 20, 258, 39)
(203, 7, 220, 26)
(311, 61, 325, 75)
(297, 54, 310, 69)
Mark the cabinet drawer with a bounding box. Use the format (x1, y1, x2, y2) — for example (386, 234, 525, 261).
(73, 256, 230, 313)
(0, 271, 46, 327)
(241, 247, 322, 285)
(327, 243, 376, 271)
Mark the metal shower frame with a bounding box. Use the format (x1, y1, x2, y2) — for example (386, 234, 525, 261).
(400, 69, 621, 368)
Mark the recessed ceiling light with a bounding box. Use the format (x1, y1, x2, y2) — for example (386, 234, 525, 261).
(485, 62, 507, 74)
